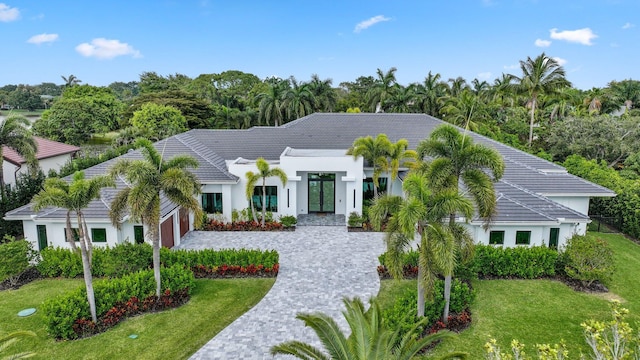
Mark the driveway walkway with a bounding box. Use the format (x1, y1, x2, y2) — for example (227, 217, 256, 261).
(175, 226, 386, 359)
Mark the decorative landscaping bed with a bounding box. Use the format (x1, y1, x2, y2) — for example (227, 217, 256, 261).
(200, 219, 295, 231)
(0, 267, 41, 291)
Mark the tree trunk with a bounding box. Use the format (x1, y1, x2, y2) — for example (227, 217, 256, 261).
(76, 212, 97, 323)
(417, 264, 425, 317)
(151, 221, 161, 298)
(528, 97, 536, 147)
(82, 215, 93, 265)
(443, 275, 452, 324)
(261, 179, 266, 227)
(250, 197, 258, 223)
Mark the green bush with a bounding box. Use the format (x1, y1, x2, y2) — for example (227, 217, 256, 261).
(348, 212, 363, 227)
(378, 250, 419, 268)
(562, 234, 615, 286)
(471, 245, 558, 279)
(279, 215, 297, 228)
(41, 265, 194, 340)
(161, 248, 279, 269)
(383, 279, 475, 337)
(37, 247, 84, 278)
(0, 238, 36, 285)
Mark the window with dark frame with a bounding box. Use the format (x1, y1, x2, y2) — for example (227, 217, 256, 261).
(489, 230, 505, 245)
(91, 228, 107, 243)
(252, 186, 278, 212)
(64, 228, 80, 242)
(363, 177, 388, 201)
(202, 193, 223, 214)
(515, 231, 531, 245)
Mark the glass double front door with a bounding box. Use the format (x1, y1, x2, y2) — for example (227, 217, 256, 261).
(308, 173, 335, 213)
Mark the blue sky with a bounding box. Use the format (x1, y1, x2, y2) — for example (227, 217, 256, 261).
(2, 1, 638, 90)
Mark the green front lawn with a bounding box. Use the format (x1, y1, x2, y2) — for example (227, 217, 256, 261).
(379, 232, 640, 359)
(1, 278, 274, 360)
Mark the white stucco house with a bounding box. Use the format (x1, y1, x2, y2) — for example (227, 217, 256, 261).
(2, 136, 80, 188)
(5, 113, 615, 252)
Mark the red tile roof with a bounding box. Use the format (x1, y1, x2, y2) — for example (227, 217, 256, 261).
(2, 137, 80, 165)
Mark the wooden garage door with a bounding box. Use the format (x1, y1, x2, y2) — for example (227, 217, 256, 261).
(160, 217, 174, 249)
(179, 208, 189, 237)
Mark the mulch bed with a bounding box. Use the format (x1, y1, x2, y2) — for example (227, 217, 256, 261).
(0, 267, 41, 291)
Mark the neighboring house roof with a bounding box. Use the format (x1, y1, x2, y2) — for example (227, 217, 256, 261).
(5, 113, 615, 224)
(2, 137, 80, 166)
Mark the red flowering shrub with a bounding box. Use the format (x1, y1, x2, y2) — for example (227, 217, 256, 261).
(191, 263, 279, 278)
(201, 219, 288, 231)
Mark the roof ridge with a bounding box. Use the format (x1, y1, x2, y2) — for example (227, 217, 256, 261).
(173, 133, 236, 180)
(500, 179, 588, 219)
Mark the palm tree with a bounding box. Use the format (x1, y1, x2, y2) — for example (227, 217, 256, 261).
(32, 171, 114, 323)
(245, 158, 287, 227)
(347, 134, 392, 197)
(370, 171, 473, 319)
(490, 73, 516, 107)
(367, 67, 398, 112)
(308, 74, 337, 112)
(109, 138, 203, 298)
(381, 138, 417, 194)
(417, 124, 504, 322)
(446, 77, 469, 97)
(61, 74, 82, 87)
(414, 71, 447, 117)
(256, 78, 288, 126)
(283, 77, 314, 121)
(512, 53, 571, 146)
(440, 90, 486, 131)
(0, 114, 38, 198)
(271, 297, 464, 359)
(386, 84, 416, 113)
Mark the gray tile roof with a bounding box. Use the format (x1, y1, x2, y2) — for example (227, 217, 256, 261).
(6, 113, 613, 223)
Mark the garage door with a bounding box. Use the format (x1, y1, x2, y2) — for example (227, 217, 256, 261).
(160, 217, 174, 249)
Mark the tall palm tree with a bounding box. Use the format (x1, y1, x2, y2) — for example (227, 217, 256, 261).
(490, 73, 516, 107)
(446, 77, 469, 97)
(61, 74, 82, 88)
(0, 114, 38, 198)
(381, 138, 417, 194)
(308, 74, 337, 112)
(33, 171, 114, 323)
(271, 297, 464, 360)
(512, 53, 571, 146)
(245, 158, 287, 227)
(256, 78, 288, 126)
(367, 67, 398, 112)
(283, 77, 314, 121)
(417, 124, 504, 322)
(109, 138, 203, 298)
(413, 71, 447, 117)
(386, 84, 416, 113)
(347, 134, 392, 197)
(370, 171, 473, 319)
(440, 90, 486, 131)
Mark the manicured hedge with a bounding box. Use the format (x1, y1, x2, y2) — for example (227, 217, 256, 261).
(378, 245, 558, 280)
(37, 243, 279, 278)
(41, 265, 194, 340)
(471, 245, 558, 279)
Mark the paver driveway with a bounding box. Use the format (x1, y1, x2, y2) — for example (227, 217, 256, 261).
(175, 226, 386, 359)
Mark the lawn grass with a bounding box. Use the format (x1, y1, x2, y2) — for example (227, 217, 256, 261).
(379, 231, 640, 359)
(1, 278, 274, 360)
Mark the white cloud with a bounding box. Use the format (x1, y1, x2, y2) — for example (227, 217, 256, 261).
(27, 33, 58, 44)
(622, 22, 635, 29)
(534, 39, 551, 47)
(75, 38, 142, 59)
(549, 28, 597, 45)
(477, 72, 492, 80)
(553, 57, 567, 66)
(354, 15, 390, 33)
(0, 3, 19, 22)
